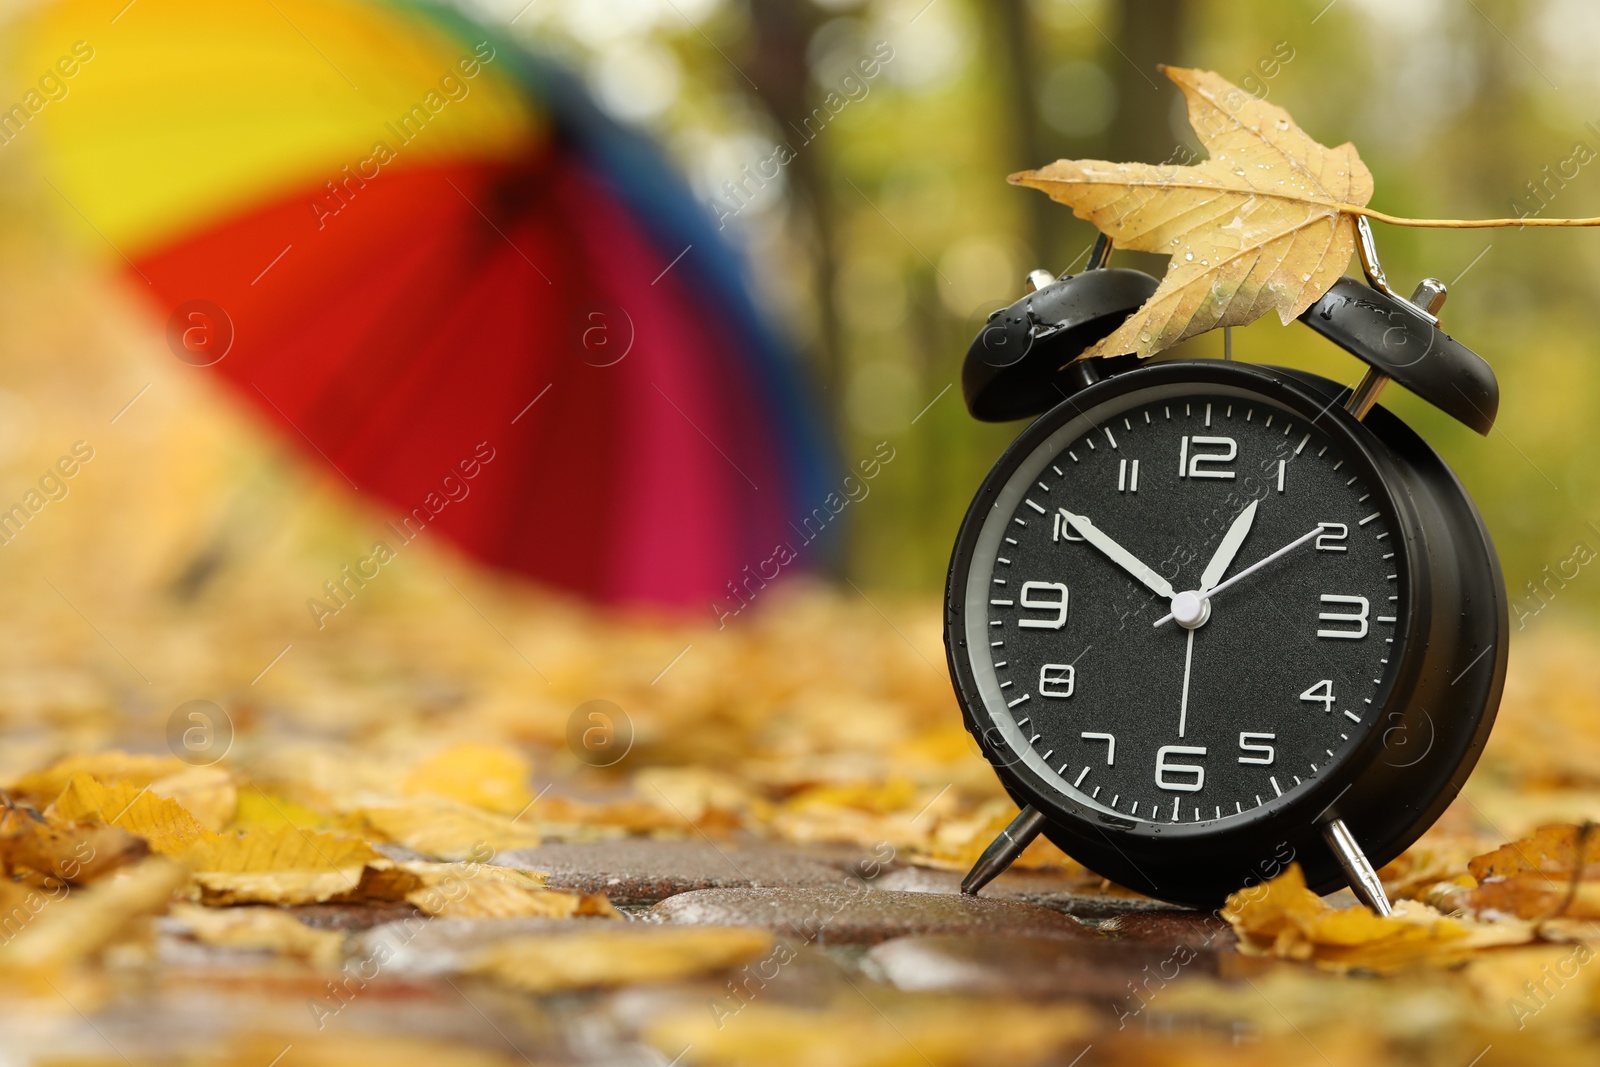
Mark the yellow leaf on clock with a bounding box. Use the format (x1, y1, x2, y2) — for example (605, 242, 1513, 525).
(1011, 65, 1373, 361)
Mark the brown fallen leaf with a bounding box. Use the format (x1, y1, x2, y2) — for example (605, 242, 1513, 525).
(464, 925, 772, 993)
(1222, 863, 1531, 973)
(48, 773, 217, 857)
(1461, 823, 1600, 920)
(1012, 65, 1372, 360)
(0, 805, 147, 884)
(168, 903, 344, 965)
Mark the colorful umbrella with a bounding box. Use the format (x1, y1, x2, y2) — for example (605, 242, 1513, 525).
(7, 0, 830, 611)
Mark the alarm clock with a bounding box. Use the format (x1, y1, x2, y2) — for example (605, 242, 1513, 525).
(947, 226, 1507, 911)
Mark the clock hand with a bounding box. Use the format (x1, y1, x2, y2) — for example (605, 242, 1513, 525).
(1153, 525, 1322, 627)
(1177, 626, 1196, 737)
(1059, 507, 1176, 600)
(1200, 499, 1258, 592)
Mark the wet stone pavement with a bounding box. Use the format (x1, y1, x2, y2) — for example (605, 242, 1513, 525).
(5, 839, 1253, 1065)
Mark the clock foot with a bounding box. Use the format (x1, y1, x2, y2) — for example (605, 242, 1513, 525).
(960, 805, 1047, 896)
(1319, 817, 1393, 916)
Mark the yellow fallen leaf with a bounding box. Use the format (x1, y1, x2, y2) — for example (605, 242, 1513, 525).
(1222, 863, 1532, 973)
(465, 925, 772, 993)
(399, 860, 615, 919)
(1012, 65, 1373, 361)
(36, 1030, 527, 1066)
(229, 788, 337, 833)
(0, 859, 186, 975)
(648, 995, 1095, 1067)
(0, 805, 148, 884)
(185, 828, 400, 906)
(168, 903, 344, 966)
(148, 766, 236, 833)
(358, 797, 539, 861)
(8, 751, 188, 806)
(404, 742, 534, 816)
(48, 773, 216, 856)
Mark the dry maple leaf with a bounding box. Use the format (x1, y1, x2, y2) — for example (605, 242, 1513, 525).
(1012, 65, 1373, 360)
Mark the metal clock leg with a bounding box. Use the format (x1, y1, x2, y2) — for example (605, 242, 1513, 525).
(960, 805, 1048, 896)
(1319, 817, 1394, 916)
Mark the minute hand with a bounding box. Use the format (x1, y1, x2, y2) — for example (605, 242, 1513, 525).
(1059, 508, 1176, 600)
(1153, 525, 1322, 627)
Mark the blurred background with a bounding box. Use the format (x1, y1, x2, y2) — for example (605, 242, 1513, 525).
(0, 0, 1593, 778)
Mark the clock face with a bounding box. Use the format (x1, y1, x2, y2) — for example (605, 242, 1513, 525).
(957, 377, 1410, 828)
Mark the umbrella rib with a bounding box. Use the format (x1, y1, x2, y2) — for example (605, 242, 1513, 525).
(443, 178, 552, 284)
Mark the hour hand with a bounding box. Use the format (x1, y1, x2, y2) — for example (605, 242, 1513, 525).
(1058, 507, 1175, 600)
(1200, 499, 1258, 592)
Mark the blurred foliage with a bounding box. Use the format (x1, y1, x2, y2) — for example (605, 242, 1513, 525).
(474, 0, 1600, 628)
(1, 0, 1598, 629)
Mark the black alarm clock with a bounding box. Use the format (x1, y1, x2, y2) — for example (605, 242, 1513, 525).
(947, 225, 1507, 911)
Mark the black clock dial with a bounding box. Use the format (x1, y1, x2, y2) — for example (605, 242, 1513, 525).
(959, 381, 1407, 827)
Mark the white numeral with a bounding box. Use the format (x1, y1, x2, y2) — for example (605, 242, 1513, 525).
(1315, 522, 1348, 552)
(1039, 663, 1076, 698)
(1018, 581, 1069, 629)
(1117, 458, 1140, 492)
(1052, 510, 1086, 543)
(1317, 595, 1369, 639)
(1155, 745, 1207, 792)
(1082, 732, 1115, 765)
(1179, 436, 1236, 480)
(1300, 679, 1335, 712)
(1238, 732, 1276, 765)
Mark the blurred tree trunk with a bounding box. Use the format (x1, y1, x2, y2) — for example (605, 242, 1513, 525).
(993, 0, 1062, 269)
(745, 1, 844, 435)
(1106, 0, 1193, 277)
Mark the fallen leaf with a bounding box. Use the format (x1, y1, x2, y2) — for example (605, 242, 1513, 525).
(1011, 65, 1372, 360)
(357, 797, 539, 861)
(0, 859, 186, 975)
(0, 806, 147, 884)
(648, 995, 1096, 1067)
(403, 742, 534, 816)
(37, 1031, 526, 1066)
(1462, 823, 1600, 920)
(8, 751, 188, 806)
(48, 773, 216, 856)
(185, 828, 402, 906)
(1222, 863, 1531, 972)
(168, 903, 344, 966)
(400, 860, 615, 919)
(229, 788, 338, 833)
(147, 766, 236, 833)
(464, 925, 772, 993)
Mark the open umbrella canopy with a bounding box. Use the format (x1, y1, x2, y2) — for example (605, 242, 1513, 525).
(6, 0, 831, 611)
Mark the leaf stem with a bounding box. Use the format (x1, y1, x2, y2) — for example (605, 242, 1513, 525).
(1341, 204, 1600, 228)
